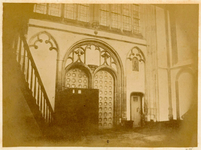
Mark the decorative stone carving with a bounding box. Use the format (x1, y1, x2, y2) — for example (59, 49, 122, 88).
(127, 47, 145, 62)
(101, 51, 110, 66)
(127, 47, 145, 71)
(29, 31, 58, 51)
(66, 43, 117, 71)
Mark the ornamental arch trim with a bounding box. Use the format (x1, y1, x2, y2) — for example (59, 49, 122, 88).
(62, 38, 124, 90)
(28, 31, 59, 53)
(127, 46, 145, 63)
(62, 38, 124, 74)
(62, 39, 124, 127)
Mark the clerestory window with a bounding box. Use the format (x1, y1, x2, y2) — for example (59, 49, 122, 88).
(34, 4, 140, 35)
(34, 3, 90, 22)
(99, 4, 140, 33)
(64, 4, 90, 22)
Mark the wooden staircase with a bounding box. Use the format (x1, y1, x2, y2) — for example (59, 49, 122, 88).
(13, 32, 54, 129)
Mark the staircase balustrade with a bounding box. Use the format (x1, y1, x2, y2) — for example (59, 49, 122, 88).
(13, 33, 54, 123)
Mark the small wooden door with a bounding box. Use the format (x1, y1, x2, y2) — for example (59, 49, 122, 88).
(131, 95, 142, 127)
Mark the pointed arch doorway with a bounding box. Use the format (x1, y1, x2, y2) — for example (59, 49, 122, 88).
(57, 39, 124, 129)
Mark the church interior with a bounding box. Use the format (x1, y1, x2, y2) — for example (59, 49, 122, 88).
(3, 3, 198, 147)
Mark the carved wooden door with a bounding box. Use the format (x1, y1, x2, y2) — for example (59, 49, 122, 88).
(94, 70, 114, 128)
(65, 68, 88, 89)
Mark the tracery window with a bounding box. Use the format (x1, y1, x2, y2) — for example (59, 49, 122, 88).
(100, 5, 110, 26)
(65, 43, 117, 72)
(122, 4, 131, 31)
(77, 4, 90, 22)
(48, 4, 62, 17)
(34, 4, 140, 34)
(99, 4, 140, 33)
(111, 4, 122, 29)
(34, 3, 47, 14)
(34, 3, 90, 22)
(34, 3, 62, 17)
(64, 4, 77, 20)
(132, 4, 140, 33)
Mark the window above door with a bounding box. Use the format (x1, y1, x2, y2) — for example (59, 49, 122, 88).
(33, 4, 142, 38)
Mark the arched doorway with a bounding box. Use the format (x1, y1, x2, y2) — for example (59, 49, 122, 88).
(59, 39, 124, 128)
(175, 68, 196, 120)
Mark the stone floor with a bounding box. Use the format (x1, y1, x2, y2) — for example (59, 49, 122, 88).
(23, 120, 197, 147)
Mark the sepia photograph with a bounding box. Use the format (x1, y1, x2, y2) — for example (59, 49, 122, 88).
(2, 1, 199, 148)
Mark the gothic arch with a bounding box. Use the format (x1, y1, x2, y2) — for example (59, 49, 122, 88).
(28, 31, 59, 54)
(175, 67, 196, 120)
(127, 46, 145, 62)
(62, 39, 124, 90)
(61, 39, 124, 128)
(62, 38, 124, 74)
(176, 67, 195, 81)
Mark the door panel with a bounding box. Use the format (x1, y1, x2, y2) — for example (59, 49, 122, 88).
(94, 70, 114, 128)
(131, 96, 141, 127)
(65, 68, 88, 88)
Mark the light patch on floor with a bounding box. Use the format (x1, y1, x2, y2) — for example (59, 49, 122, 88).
(143, 135, 167, 142)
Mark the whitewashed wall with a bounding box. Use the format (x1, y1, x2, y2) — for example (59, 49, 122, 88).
(27, 18, 147, 114)
(26, 4, 197, 122)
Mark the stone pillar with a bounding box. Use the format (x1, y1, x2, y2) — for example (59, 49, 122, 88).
(55, 58, 63, 111)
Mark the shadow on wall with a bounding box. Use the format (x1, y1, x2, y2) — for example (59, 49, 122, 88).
(179, 102, 197, 146)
